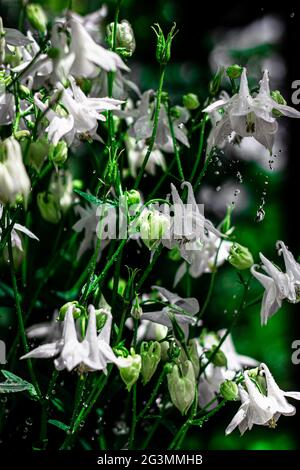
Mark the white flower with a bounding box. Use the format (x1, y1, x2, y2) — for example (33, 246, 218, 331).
(162, 181, 222, 261)
(125, 136, 166, 177)
(69, 18, 129, 78)
(174, 232, 232, 286)
(251, 241, 300, 325)
(69, 6, 108, 42)
(198, 330, 258, 409)
(125, 90, 190, 151)
(21, 304, 129, 373)
(0, 203, 39, 251)
(3, 27, 33, 47)
(204, 68, 300, 152)
(34, 77, 123, 145)
(0, 137, 31, 205)
(142, 286, 199, 329)
(226, 363, 300, 435)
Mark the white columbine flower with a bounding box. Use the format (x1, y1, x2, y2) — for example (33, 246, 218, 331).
(0, 137, 31, 205)
(142, 286, 199, 329)
(174, 231, 232, 286)
(21, 304, 129, 373)
(69, 18, 129, 78)
(251, 241, 300, 325)
(162, 181, 222, 262)
(34, 77, 123, 146)
(125, 136, 166, 177)
(204, 68, 300, 152)
(226, 363, 300, 435)
(198, 330, 258, 409)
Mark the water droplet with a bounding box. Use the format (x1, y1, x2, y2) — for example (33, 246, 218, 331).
(234, 189, 240, 197)
(255, 207, 265, 223)
(214, 171, 220, 175)
(112, 421, 129, 436)
(216, 186, 221, 192)
(290, 12, 295, 18)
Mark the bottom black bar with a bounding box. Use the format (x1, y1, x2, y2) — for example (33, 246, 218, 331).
(0, 450, 298, 468)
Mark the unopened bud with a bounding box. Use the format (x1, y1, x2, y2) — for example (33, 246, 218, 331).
(226, 64, 243, 80)
(25, 139, 49, 172)
(37, 191, 61, 224)
(183, 93, 200, 110)
(167, 360, 196, 415)
(152, 22, 178, 65)
(26, 3, 47, 34)
(138, 209, 169, 250)
(220, 380, 238, 401)
(125, 189, 141, 207)
(119, 349, 141, 391)
(205, 345, 227, 367)
(59, 301, 85, 321)
(228, 243, 254, 270)
(49, 141, 68, 166)
(108, 20, 136, 58)
(19, 84, 31, 99)
(141, 341, 161, 384)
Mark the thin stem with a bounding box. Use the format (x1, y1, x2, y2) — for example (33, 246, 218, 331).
(70, 374, 87, 428)
(137, 368, 166, 421)
(165, 103, 184, 182)
(189, 116, 207, 183)
(128, 383, 137, 449)
(193, 150, 213, 192)
(134, 65, 166, 189)
(198, 239, 223, 319)
(7, 221, 42, 400)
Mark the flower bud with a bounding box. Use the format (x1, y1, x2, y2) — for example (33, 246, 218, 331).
(183, 93, 200, 110)
(152, 22, 177, 65)
(138, 209, 169, 250)
(226, 64, 243, 80)
(59, 301, 85, 321)
(49, 141, 68, 166)
(167, 360, 196, 415)
(228, 242, 254, 270)
(209, 67, 224, 96)
(108, 20, 136, 58)
(125, 189, 141, 207)
(131, 299, 143, 320)
(220, 380, 239, 401)
(25, 139, 49, 172)
(271, 90, 287, 117)
(26, 3, 47, 34)
(141, 341, 161, 385)
(37, 191, 61, 224)
(19, 84, 31, 99)
(205, 345, 227, 367)
(0, 137, 30, 205)
(119, 349, 141, 391)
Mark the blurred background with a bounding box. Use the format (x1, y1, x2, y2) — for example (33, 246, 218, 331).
(1, 0, 300, 450)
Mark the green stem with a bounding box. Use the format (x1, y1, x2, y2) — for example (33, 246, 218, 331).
(137, 368, 166, 421)
(168, 388, 197, 450)
(198, 240, 223, 319)
(193, 150, 213, 192)
(189, 116, 207, 183)
(70, 374, 87, 428)
(7, 221, 42, 401)
(134, 65, 166, 189)
(165, 103, 184, 182)
(128, 383, 137, 449)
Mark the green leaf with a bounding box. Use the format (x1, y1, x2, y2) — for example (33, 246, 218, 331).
(0, 383, 29, 393)
(48, 419, 69, 432)
(73, 189, 103, 206)
(1, 370, 38, 399)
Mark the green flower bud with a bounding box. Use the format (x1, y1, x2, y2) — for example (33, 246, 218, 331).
(209, 67, 224, 96)
(131, 301, 143, 320)
(25, 139, 49, 172)
(151, 22, 178, 65)
(119, 349, 142, 391)
(183, 93, 200, 110)
(138, 209, 169, 250)
(37, 191, 61, 224)
(107, 20, 136, 58)
(226, 64, 243, 80)
(19, 84, 31, 99)
(228, 243, 254, 270)
(205, 345, 227, 367)
(220, 380, 239, 401)
(125, 189, 141, 207)
(49, 141, 68, 166)
(59, 301, 85, 321)
(14, 130, 31, 140)
(271, 90, 287, 117)
(26, 4, 47, 34)
(167, 341, 181, 361)
(141, 341, 161, 384)
(167, 360, 196, 415)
